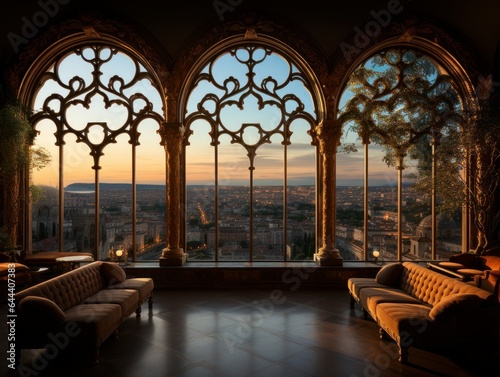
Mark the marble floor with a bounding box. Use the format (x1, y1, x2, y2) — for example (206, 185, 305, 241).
(4, 287, 500, 377)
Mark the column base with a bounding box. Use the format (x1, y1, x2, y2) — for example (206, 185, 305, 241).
(314, 249, 343, 266)
(159, 248, 187, 266)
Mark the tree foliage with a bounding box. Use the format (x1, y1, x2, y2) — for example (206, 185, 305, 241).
(0, 100, 51, 248)
(461, 90, 500, 252)
(338, 48, 464, 215)
(338, 47, 500, 252)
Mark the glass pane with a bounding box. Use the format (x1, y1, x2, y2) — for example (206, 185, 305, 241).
(338, 47, 465, 262)
(63, 134, 96, 254)
(186, 121, 215, 261)
(287, 121, 315, 261)
(218, 138, 250, 261)
(369, 143, 399, 262)
(336, 121, 364, 261)
(435, 128, 463, 260)
(31, 120, 59, 252)
(184, 45, 318, 262)
(97, 134, 132, 261)
(135, 122, 166, 261)
(253, 134, 283, 261)
(30, 45, 166, 259)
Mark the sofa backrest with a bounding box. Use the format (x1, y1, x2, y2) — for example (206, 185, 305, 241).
(16, 261, 107, 312)
(399, 262, 494, 306)
(480, 255, 500, 271)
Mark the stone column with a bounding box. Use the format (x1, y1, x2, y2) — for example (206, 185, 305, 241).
(314, 119, 343, 266)
(159, 122, 187, 266)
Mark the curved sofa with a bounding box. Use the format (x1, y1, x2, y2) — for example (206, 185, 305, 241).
(348, 261, 499, 363)
(13, 261, 154, 366)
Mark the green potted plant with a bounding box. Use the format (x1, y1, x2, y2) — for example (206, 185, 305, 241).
(0, 99, 50, 255)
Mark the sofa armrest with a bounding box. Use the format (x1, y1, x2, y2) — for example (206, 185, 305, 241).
(375, 262, 403, 286)
(475, 270, 500, 302)
(101, 262, 127, 286)
(19, 296, 66, 329)
(429, 294, 485, 321)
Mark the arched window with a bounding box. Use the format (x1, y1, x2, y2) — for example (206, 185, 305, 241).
(29, 42, 166, 260)
(182, 43, 320, 262)
(337, 47, 466, 262)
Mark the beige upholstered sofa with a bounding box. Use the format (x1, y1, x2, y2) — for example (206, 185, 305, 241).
(14, 261, 154, 365)
(348, 261, 499, 363)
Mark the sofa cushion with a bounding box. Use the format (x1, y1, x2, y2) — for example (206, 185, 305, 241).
(64, 303, 123, 348)
(429, 293, 484, 321)
(83, 289, 139, 318)
(376, 302, 454, 347)
(101, 262, 126, 285)
(19, 296, 66, 327)
(108, 277, 154, 304)
(347, 278, 385, 302)
(359, 287, 424, 320)
(375, 262, 403, 286)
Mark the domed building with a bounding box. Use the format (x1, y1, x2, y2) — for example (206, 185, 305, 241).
(410, 213, 462, 259)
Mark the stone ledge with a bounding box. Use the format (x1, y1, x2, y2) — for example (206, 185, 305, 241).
(123, 262, 381, 289)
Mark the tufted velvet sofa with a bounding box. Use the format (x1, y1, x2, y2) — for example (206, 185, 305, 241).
(13, 261, 154, 366)
(441, 248, 500, 302)
(348, 261, 499, 364)
(475, 250, 500, 302)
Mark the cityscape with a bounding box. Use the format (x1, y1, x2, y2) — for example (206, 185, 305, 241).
(31, 183, 462, 262)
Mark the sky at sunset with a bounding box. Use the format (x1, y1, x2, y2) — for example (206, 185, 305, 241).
(30, 46, 401, 189)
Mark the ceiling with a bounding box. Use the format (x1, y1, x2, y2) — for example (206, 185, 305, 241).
(1, 0, 499, 77)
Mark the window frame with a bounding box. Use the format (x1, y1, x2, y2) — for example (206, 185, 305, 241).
(178, 36, 327, 262)
(20, 35, 168, 261)
(333, 39, 478, 261)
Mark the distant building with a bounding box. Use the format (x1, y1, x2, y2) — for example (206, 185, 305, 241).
(410, 213, 462, 259)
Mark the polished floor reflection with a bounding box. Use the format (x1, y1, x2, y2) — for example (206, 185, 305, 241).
(6, 287, 500, 377)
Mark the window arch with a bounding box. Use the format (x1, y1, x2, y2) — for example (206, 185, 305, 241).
(336, 45, 472, 262)
(26, 40, 167, 261)
(181, 40, 324, 262)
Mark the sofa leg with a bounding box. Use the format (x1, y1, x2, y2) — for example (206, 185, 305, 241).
(136, 305, 142, 318)
(148, 294, 153, 308)
(362, 307, 368, 319)
(379, 327, 388, 340)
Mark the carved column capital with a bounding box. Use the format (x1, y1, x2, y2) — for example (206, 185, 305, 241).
(316, 119, 343, 157)
(394, 148, 407, 171)
(159, 122, 184, 148)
